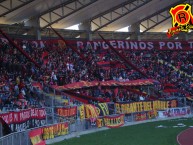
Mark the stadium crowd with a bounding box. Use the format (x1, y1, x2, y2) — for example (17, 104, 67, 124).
(0, 38, 192, 110)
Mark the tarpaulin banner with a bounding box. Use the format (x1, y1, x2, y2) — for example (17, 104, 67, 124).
(103, 114, 124, 128)
(97, 61, 111, 70)
(158, 59, 193, 81)
(97, 61, 126, 70)
(2, 37, 193, 51)
(135, 112, 147, 121)
(134, 110, 157, 121)
(95, 103, 109, 116)
(115, 100, 177, 114)
(79, 105, 85, 120)
(147, 110, 157, 119)
(165, 107, 191, 117)
(157, 107, 191, 118)
(84, 104, 98, 119)
(0, 108, 46, 132)
(42, 122, 68, 140)
(80, 103, 113, 120)
(52, 79, 159, 91)
(107, 103, 115, 115)
(29, 128, 45, 145)
(96, 118, 104, 128)
(56, 106, 77, 117)
(76, 40, 193, 51)
(31, 108, 46, 128)
(13, 109, 31, 132)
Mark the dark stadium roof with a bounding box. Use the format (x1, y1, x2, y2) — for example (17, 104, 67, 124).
(0, 0, 193, 40)
(0, 0, 191, 33)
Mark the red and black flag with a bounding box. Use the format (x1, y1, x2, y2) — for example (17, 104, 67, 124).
(41, 51, 48, 65)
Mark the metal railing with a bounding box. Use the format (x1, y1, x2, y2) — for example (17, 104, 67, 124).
(0, 106, 191, 145)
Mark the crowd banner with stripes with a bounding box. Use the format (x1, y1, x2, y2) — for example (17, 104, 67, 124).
(115, 100, 177, 114)
(84, 104, 98, 119)
(79, 105, 85, 120)
(0, 108, 46, 132)
(56, 106, 77, 124)
(103, 114, 125, 128)
(83, 103, 112, 119)
(29, 128, 45, 145)
(158, 59, 193, 80)
(42, 122, 68, 140)
(95, 103, 110, 116)
(29, 122, 68, 144)
(95, 114, 125, 128)
(157, 107, 191, 118)
(56, 106, 77, 117)
(2, 37, 193, 51)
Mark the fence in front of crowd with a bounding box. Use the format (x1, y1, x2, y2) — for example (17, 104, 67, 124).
(0, 97, 191, 145)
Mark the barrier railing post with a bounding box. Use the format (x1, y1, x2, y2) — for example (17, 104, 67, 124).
(54, 89, 56, 107)
(11, 135, 14, 145)
(52, 107, 55, 124)
(131, 113, 134, 122)
(19, 133, 21, 145)
(45, 110, 48, 125)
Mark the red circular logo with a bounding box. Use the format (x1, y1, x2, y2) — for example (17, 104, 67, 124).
(175, 10, 190, 25)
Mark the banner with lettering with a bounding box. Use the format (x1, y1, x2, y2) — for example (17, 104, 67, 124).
(52, 79, 158, 91)
(2, 37, 193, 51)
(42, 122, 68, 140)
(79, 103, 113, 120)
(115, 100, 177, 114)
(95, 103, 109, 116)
(165, 107, 191, 117)
(135, 112, 147, 121)
(29, 128, 45, 145)
(0, 108, 46, 132)
(31, 108, 47, 128)
(103, 114, 124, 128)
(84, 104, 99, 119)
(13, 109, 31, 132)
(56, 106, 77, 117)
(96, 118, 104, 128)
(134, 110, 157, 121)
(79, 105, 85, 120)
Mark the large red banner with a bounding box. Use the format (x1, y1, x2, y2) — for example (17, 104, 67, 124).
(56, 106, 77, 117)
(0, 108, 46, 124)
(42, 122, 68, 140)
(29, 128, 45, 145)
(103, 114, 124, 128)
(52, 79, 158, 91)
(0, 108, 46, 132)
(1, 37, 193, 50)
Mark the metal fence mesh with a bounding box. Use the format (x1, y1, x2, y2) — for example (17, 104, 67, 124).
(0, 105, 191, 145)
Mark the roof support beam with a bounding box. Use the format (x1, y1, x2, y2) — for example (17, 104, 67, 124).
(0, 0, 34, 17)
(40, 0, 98, 29)
(99, 33, 149, 78)
(0, 0, 6, 3)
(139, 0, 191, 34)
(90, 0, 152, 32)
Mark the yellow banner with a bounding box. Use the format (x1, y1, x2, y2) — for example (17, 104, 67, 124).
(115, 100, 177, 114)
(103, 114, 124, 128)
(96, 103, 109, 116)
(79, 105, 85, 120)
(158, 59, 193, 80)
(84, 104, 98, 119)
(42, 123, 68, 140)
